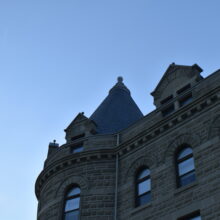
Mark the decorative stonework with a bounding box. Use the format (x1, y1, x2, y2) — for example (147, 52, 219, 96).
(123, 155, 156, 183)
(151, 64, 203, 106)
(154, 67, 179, 100)
(55, 174, 89, 198)
(163, 133, 201, 163)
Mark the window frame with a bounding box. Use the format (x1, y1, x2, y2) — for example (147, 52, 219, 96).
(63, 185, 81, 220)
(160, 95, 173, 105)
(178, 93, 193, 107)
(71, 143, 84, 154)
(177, 83, 191, 95)
(135, 167, 151, 207)
(175, 146, 196, 188)
(71, 133, 85, 141)
(161, 103, 175, 117)
(178, 211, 201, 220)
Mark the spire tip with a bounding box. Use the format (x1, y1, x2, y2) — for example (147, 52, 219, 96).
(117, 76, 123, 83)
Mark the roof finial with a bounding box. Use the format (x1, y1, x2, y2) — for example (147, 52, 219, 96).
(117, 76, 123, 83)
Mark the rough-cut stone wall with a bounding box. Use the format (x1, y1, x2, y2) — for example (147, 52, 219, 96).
(117, 102, 220, 220)
(37, 158, 116, 220)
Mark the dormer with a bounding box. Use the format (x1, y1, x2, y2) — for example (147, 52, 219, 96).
(151, 63, 203, 116)
(65, 112, 97, 143)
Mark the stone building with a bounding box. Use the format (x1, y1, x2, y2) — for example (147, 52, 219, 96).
(35, 63, 220, 220)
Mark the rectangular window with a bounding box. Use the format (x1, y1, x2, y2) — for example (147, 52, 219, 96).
(179, 93, 193, 107)
(162, 104, 175, 117)
(160, 95, 173, 105)
(71, 145, 84, 153)
(178, 212, 201, 220)
(71, 133, 85, 141)
(191, 217, 201, 220)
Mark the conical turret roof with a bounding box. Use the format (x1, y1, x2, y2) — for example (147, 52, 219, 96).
(90, 77, 143, 134)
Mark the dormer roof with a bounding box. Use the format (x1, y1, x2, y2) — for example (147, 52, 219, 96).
(65, 112, 88, 131)
(65, 113, 97, 142)
(151, 63, 203, 108)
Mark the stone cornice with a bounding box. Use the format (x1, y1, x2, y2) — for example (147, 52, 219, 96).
(44, 133, 116, 167)
(35, 149, 116, 198)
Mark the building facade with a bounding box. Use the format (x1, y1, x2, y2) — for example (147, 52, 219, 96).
(35, 64, 220, 220)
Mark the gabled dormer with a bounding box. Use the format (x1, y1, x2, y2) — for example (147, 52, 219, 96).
(151, 63, 203, 116)
(65, 112, 97, 143)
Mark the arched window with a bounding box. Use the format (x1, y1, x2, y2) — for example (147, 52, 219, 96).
(136, 167, 151, 207)
(63, 186, 80, 220)
(176, 146, 196, 187)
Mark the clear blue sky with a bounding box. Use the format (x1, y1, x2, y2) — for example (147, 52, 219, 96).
(0, 0, 219, 219)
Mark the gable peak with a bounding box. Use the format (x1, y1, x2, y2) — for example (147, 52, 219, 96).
(151, 63, 203, 108)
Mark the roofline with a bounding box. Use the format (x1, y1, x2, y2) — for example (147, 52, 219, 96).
(151, 63, 203, 96)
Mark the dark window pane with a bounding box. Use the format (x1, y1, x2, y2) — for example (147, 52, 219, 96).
(71, 133, 85, 141)
(191, 216, 201, 220)
(72, 146, 83, 153)
(137, 192, 151, 206)
(65, 198, 80, 212)
(67, 187, 80, 197)
(179, 94, 193, 107)
(178, 158, 195, 175)
(180, 171, 196, 186)
(178, 147, 192, 160)
(65, 210, 79, 220)
(138, 179, 151, 195)
(138, 169, 150, 180)
(160, 95, 173, 105)
(162, 104, 175, 117)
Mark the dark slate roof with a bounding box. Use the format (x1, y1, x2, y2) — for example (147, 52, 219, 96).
(90, 77, 143, 134)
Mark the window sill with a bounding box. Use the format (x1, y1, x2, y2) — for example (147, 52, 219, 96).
(130, 202, 152, 216)
(174, 180, 198, 195)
